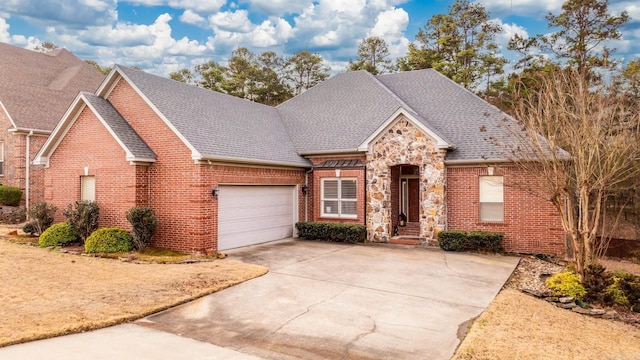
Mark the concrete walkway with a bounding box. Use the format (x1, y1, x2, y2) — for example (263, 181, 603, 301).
(0, 240, 519, 360)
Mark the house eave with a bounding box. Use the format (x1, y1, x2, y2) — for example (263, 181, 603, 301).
(299, 149, 364, 156)
(8, 128, 52, 135)
(196, 154, 311, 169)
(444, 158, 512, 166)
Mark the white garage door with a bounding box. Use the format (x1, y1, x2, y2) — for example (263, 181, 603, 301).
(218, 185, 296, 251)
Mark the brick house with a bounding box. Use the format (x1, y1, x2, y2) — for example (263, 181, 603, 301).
(34, 65, 565, 255)
(0, 42, 104, 210)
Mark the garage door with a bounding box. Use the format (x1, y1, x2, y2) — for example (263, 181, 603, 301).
(218, 185, 296, 251)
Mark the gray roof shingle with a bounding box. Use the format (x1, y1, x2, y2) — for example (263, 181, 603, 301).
(82, 92, 156, 161)
(375, 69, 511, 161)
(116, 65, 310, 167)
(277, 69, 512, 161)
(0, 42, 104, 131)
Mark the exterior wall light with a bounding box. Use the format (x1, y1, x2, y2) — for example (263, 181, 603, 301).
(301, 185, 308, 195)
(211, 187, 219, 198)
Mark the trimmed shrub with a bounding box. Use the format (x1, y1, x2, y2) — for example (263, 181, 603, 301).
(26, 202, 57, 235)
(295, 222, 366, 243)
(85, 228, 134, 253)
(468, 231, 504, 252)
(438, 230, 467, 251)
(63, 201, 99, 244)
(39, 223, 78, 247)
(126, 206, 158, 251)
(546, 270, 586, 300)
(0, 185, 23, 206)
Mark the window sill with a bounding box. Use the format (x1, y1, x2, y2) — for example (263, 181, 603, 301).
(320, 215, 358, 220)
(477, 221, 507, 226)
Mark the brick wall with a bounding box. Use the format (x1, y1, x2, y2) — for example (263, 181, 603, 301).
(446, 166, 565, 255)
(0, 110, 48, 207)
(44, 106, 138, 230)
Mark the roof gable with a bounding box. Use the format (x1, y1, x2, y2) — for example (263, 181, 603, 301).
(357, 108, 450, 152)
(0, 42, 104, 131)
(33, 92, 156, 166)
(98, 65, 309, 168)
(375, 69, 511, 162)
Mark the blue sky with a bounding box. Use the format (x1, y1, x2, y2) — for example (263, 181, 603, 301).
(0, 0, 638, 76)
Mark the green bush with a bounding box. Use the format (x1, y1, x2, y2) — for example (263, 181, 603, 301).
(23, 222, 37, 236)
(603, 270, 640, 307)
(437, 230, 467, 251)
(39, 223, 78, 247)
(583, 264, 611, 303)
(546, 270, 586, 300)
(85, 228, 134, 253)
(63, 201, 99, 244)
(295, 222, 366, 243)
(0, 185, 23, 206)
(468, 231, 504, 252)
(26, 202, 57, 235)
(126, 206, 158, 251)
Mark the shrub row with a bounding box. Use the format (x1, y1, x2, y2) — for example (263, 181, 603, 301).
(35, 202, 158, 253)
(295, 222, 366, 244)
(437, 230, 504, 252)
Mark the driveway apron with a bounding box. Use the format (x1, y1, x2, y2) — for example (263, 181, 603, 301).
(138, 240, 519, 359)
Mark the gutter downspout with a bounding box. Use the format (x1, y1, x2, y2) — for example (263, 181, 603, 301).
(304, 168, 313, 222)
(25, 131, 33, 214)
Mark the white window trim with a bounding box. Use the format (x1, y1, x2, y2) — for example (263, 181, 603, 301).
(321, 177, 358, 219)
(479, 175, 504, 222)
(0, 141, 4, 176)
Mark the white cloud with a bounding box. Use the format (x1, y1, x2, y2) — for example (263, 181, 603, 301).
(124, 0, 226, 13)
(489, 18, 529, 50)
(207, 17, 293, 50)
(241, 0, 312, 16)
(179, 9, 206, 25)
(209, 10, 253, 33)
(0, 0, 117, 26)
(478, 0, 562, 19)
(0, 17, 10, 42)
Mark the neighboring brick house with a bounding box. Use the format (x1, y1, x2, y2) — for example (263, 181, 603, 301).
(34, 65, 565, 255)
(0, 42, 104, 210)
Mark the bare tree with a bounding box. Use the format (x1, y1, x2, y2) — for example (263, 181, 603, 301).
(504, 69, 640, 280)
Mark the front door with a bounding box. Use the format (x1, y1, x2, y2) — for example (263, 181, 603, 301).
(401, 178, 420, 223)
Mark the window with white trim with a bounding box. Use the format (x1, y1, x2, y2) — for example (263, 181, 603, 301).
(81, 176, 95, 202)
(321, 178, 357, 218)
(479, 176, 504, 222)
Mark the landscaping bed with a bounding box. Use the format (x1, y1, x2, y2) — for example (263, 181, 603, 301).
(453, 256, 640, 359)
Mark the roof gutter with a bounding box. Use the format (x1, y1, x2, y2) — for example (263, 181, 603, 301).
(9, 128, 51, 135)
(197, 154, 311, 169)
(444, 158, 512, 166)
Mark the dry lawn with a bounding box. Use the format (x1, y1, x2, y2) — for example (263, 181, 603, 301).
(0, 238, 267, 347)
(453, 288, 640, 360)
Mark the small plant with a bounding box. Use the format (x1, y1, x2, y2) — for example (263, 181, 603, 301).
(437, 230, 467, 251)
(26, 202, 57, 235)
(546, 270, 586, 300)
(468, 231, 504, 252)
(295, 222, 366, 243)
(85, 228, 134, 253)
(39, 223, 78, 247)
(23, 222, 37, 236)
(603, 270, 640, 307)
(0, 185, 23, 206)
(63, 201, 99, 244)
(126, 206, 158, 251)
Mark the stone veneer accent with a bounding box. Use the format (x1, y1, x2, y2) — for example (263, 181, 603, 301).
(366, 116, 446, 243)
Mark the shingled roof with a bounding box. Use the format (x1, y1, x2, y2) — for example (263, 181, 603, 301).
(0, 42, 104, 132)
(82, 92, 156, 161)
(277, 69, 511, 162)
(114, 65, 310, 167)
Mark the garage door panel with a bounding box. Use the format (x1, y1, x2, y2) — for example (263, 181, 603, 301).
(218, 185, 296, 251)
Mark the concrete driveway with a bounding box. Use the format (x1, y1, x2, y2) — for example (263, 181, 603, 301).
(142, 240, 519, 359)
(0, 240, 519, 360)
